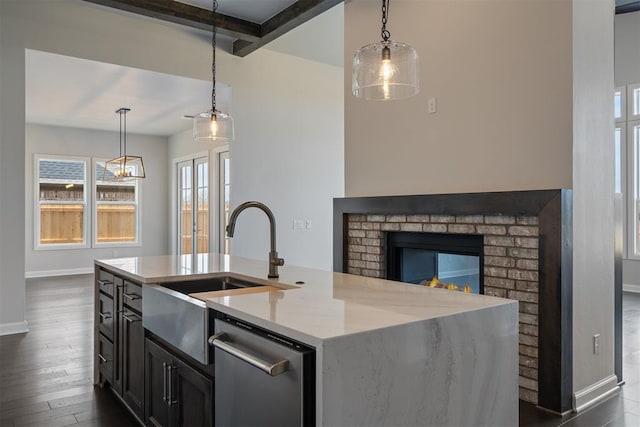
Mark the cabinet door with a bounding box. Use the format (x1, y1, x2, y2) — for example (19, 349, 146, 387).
(122, 309, 145, 420)
(145, 338, 172, 427)
(170, 359, 213, 427)
(113, 276, 124, 396)
(97, 293, 114, 340)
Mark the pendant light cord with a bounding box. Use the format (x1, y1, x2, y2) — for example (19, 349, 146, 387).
(381, 0, 391, 42)
(211, 0, 217, 114)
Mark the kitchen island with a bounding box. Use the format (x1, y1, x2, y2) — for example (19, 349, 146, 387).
(95, 253, 518, 426)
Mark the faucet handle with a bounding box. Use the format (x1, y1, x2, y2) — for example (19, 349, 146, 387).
(275, 257, 285, 267)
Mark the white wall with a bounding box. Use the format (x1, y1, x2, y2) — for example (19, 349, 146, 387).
(571, 0, 617, 409)
(169, 49, 345, 271)
(0, 0, 343, 332)
(25, 124, 169, 276)
(344, 0, 573, 197)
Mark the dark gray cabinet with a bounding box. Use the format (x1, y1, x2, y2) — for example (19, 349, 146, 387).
(121, 308, 144, 419)
(95, 268, 145, 422)
(96, 266, 215, 427)
(145, 338, 213, 427)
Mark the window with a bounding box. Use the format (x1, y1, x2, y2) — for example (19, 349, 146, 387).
(94, 160, 140, 246)
(630, 83, 640, 121)
(615, 87, 626, 123)
(619, 83, 640, 259)
(35, 155, 89, 249)
(219, 151, 231, 254)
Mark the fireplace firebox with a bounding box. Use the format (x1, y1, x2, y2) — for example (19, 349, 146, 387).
(386, 232, 484, 293)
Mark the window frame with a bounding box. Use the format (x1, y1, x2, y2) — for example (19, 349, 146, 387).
(629, 120, 640, 260)
(34, 154, 91, 251)
(93, 158, 142, 248)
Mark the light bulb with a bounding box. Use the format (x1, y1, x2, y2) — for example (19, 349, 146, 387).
(379, 46, 396, 100)
(210, 116, 218, 137)
(380, 59, 395, 81)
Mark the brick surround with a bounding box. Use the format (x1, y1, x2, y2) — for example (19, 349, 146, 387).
(346, 213, 541, 404)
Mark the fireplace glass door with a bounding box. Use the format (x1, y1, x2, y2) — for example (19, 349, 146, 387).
(387, 232, 483, 293)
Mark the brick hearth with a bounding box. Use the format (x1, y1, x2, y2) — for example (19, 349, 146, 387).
(346, 213, 540, 404)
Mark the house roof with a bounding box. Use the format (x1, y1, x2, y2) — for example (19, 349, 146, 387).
(39, 160, 115, 182)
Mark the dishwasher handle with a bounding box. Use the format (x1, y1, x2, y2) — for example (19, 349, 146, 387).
(209, 332, 289, 376)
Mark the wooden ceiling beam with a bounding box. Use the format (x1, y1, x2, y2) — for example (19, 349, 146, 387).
(232, 0, 343, 57)
(83, 0, 261, 42)
(83, 0, 344, 57)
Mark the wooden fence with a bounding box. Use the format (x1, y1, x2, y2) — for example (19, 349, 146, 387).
(39, 204, 136, 244)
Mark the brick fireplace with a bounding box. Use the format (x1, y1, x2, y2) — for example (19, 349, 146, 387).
(333, 190, 573, 413)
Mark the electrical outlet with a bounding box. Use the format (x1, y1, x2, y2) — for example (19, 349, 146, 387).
(428, 97, 437, 114)
(293, 219, 305, 230)
(593, 334, 600, 354)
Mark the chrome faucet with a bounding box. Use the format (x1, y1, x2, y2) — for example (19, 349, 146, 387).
(226, 201, 285, 278)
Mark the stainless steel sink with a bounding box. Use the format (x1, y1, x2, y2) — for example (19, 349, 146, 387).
(142, 275, 266, 364)
(160, 275, 264, 295)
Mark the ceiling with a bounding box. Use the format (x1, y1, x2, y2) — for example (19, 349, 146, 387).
(83, 0, 343, 57)
(178, 0, 298, 24)
(25, 2, 343, 137)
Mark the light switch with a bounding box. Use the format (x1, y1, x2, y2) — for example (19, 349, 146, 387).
(293, 219, 305, 229)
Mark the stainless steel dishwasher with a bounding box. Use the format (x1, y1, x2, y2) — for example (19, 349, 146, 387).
(209, 313, 315, 427)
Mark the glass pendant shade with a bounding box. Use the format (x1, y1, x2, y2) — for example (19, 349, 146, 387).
(103, 155, 145, 181)
(193, 109, 234, 142)
(193, 0, 234, 142)
(352, 40, 419, 101)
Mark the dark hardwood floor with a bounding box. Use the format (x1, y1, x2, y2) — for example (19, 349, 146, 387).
(0, 275, 639, 426)
(0, 275, 138, 427)
(520, 292, 640, 427)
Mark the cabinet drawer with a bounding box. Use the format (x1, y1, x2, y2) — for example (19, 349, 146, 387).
(97, 270, 115, 297)
(98, 292, 115, 340)
(123, 280, 142, 312)
(98, 333, 114, 385)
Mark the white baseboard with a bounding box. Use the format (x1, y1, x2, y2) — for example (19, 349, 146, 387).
(573, 375, 619, 413)
(623, 283, 640, 293)
(25, 268, 93, 278)
(0, 320, 29, 336)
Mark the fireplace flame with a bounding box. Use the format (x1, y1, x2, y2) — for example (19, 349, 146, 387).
(421, 277, 473, 293)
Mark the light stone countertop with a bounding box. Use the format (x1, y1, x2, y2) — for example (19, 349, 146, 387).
(96, 253, 515, 345)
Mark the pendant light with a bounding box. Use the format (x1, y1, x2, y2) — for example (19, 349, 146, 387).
(193, 0, 234, 142)
(352, 0, 419, 101)
(104, 108, 145, 181)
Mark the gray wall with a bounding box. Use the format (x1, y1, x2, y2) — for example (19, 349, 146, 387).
(344, 0, 573, 197)
(571, 0, 616, 406)
(344, 0, 615, 411)
(615, 11, 640, 87)
(25, 124, 169, 276)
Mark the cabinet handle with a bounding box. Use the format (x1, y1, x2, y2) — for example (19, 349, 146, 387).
(122, 313, 141, 323)
(167, 364, 178, 405)
(123, 292, 141, 301)
(162, 362, 168, 403)
(97, 279, 112, 287)
(99, 312, 112, 320)
(209, 332, 289, 376)
(98, 353, 110, 364)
